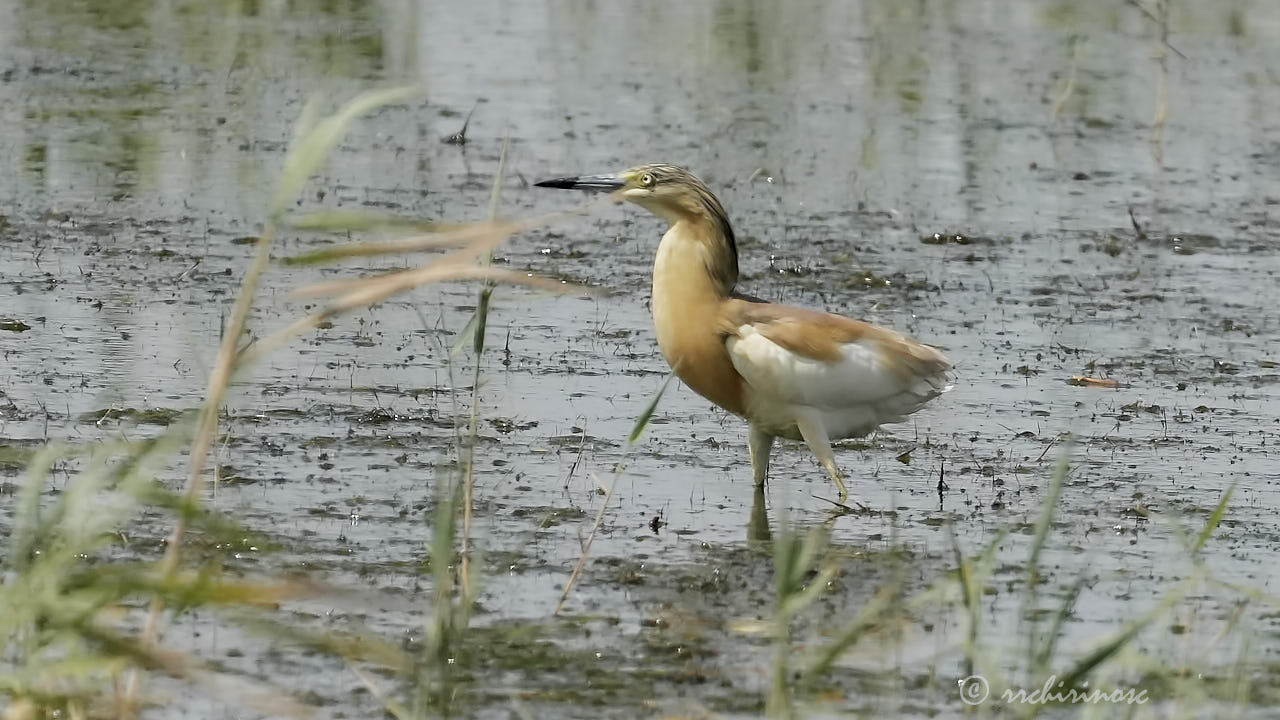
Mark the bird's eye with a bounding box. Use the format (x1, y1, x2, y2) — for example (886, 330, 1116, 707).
(640, 173, 654, 187)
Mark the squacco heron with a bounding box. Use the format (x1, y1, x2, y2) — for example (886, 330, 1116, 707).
(537, 164, 951, 500)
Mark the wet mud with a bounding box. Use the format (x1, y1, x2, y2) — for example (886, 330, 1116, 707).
(2, 1, 1279, 717)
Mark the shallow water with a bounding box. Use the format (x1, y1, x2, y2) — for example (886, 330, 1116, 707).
(2, 0, 1279, 717)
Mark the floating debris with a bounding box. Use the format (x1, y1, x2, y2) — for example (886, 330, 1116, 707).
(1066, 376, 1125, 388)
(442, 103, 477, 145)
(921, 232, 971, 245)
(0, 319, 31, 332)
(77, 407, 188, 426)
(488, 417, 539, 434)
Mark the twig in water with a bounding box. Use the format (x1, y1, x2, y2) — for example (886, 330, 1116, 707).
(811, 494, 872, 516)
(554, 472, 615, 615)
(1128, 206, 1148, 240)
(1124, 0, 1187, 59)
(562, 426, 587, 490)
(554, 373, 675, 615)
(442, 102, 477, 145)
(1036, 435, 1060, 463)
(936, 460, 948, 504)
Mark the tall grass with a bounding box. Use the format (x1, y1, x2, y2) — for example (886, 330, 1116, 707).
(458, 137, 510, 602)
(0, 87, 583, 718)
(124, 84, 432, 714)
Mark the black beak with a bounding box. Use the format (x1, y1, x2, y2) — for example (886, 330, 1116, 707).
(534, 174, 626, 192)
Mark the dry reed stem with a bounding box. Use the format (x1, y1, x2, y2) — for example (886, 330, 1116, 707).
(283, 197, 618, 267)
(348, 662, 409, 718)
(117, 574, 312, 717)
(311, 262, 571, 316)
(237, 192, 617, 376)
(1151, 0, 1169, 165)
(110, 86, 437, 716)
(283, 219, 518, 265)
(123, 222, 278, 713)
(553, 473, 616, 616)
(237, 264, 575, 376)
(1051, 36, 1080, 120)
(114, 102, 615, 709)
(552, 370, 673, 615)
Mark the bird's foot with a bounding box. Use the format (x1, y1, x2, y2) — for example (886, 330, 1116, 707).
(812, 493, 873, 516)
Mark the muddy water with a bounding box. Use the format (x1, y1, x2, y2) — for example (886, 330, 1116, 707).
(2, 0, 1279, 717)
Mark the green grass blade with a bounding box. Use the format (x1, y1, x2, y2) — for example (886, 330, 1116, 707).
(1056, 574, 1199, 690)
(450, 310, 480, 357)
(1034, 578, 1085, 671)
(472, 287, 491, 356)
(948, 523, 979, 678)
(949, 524, 1006, 677)
(7, 444, 63, 573)
(805, 581, 899, 679)
(1022, 436, 1070, 676)
(773, 522, 799, 599)
(629, 373, 675, 444)
(291, 93, 326, 148)
(1028, 434, 1071, 586)
(487, 138, 509, 220)
(270, 85, 424, 219)
(451, 139, 509, 360)
(469, 139, 508, 357)
(948, 522, 973, 612)
(773, 522, 832, 618)
(1193, 484, 1234, 555)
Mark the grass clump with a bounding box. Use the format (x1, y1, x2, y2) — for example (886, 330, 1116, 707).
(752, 436, 1266, 718)
(0, 87, 583, 718)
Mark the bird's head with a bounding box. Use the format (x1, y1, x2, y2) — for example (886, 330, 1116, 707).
(536, 163, 739, 292)
(536, 163, 727, 229)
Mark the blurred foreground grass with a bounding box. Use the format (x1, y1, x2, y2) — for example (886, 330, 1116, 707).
(0, 86, 579, 719)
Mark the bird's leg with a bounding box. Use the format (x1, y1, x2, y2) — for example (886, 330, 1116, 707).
(747, 481, 771, 544)
(748, 426, 774, 488)
(795, 415, 848, 499)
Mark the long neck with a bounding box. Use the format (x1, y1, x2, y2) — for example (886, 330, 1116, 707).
(651, 216, 738, 300)
(650, 218, 747, 416)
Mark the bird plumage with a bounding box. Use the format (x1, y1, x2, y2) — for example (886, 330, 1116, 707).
(536, 163, 951, 499)
(723, 298, 951, 440)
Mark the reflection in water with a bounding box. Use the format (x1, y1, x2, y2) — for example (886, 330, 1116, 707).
(7, 0, 391, 209)
(747, 482, 771, 544)
(3, 0, 1275, 226)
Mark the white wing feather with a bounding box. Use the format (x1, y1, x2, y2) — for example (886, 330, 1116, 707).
(726, 324, 949, 437)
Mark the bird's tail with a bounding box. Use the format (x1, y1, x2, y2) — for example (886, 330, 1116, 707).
(876, 343, 952, 421)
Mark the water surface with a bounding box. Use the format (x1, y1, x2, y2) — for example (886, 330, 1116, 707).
(2, 1, 1278, 717)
